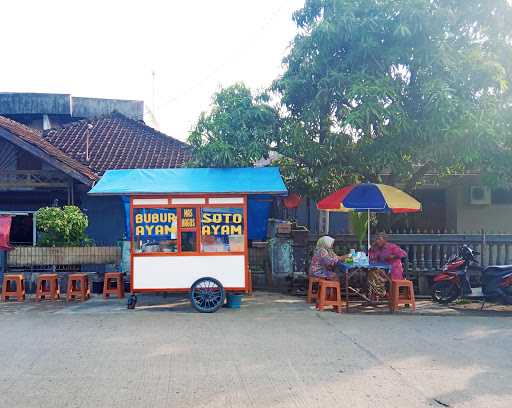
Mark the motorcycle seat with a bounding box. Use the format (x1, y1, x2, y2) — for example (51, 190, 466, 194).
(483, 265, 512, 275)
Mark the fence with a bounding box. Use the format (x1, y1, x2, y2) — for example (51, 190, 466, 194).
(7, 246, 121, 268)
(315, 231, 512, 293)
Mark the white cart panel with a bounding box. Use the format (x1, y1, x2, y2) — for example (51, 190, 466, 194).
(133, 255, 246, 289)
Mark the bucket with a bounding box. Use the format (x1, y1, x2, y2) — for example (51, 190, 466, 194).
(226, 293, 243, 309)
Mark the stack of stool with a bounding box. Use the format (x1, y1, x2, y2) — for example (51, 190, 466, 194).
(67, 274, 90, 301)
(35, 274, 60, 301)
(1, 274, 25, 302)
(307, 276, 321, 304)
(316, 279, 343, 313)
(389, 279, 416, 312)
(103, 272, 125, 299)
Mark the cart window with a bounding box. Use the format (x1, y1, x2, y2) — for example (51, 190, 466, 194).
(133, 208, 177, 253)
(200, 207, 244, 253)
(181, 231, 197, 252)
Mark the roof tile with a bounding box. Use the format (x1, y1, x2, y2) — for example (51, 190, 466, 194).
(43, 113, 191, 175)
(0, 115, 98, 182)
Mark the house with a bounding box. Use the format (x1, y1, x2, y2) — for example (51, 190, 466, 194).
(375, 174, 512, 234)
(0, 112, 191, 246)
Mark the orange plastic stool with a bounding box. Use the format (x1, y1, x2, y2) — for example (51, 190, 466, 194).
(389, 279, 416, 312)
(307, 276, 321, 304)
(1, 274, 25, 302)
(316, 279, 343, 313)
(103, 272, 125, 299)
(67, 274, 90, 301)
(35, 274, 60, 301)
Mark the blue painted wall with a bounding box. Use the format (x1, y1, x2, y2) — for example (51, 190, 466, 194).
(79, 194, 125, 245)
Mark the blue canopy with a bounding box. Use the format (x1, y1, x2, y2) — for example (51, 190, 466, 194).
(88, 167, 287, 196)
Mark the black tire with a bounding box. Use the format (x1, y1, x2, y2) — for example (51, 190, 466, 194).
(432, 281, 460, 304)
(499, 285, 512, 305)
(190, 277, 225, 313)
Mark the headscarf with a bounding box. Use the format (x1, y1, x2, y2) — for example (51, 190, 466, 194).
(316, 236, 335, 252)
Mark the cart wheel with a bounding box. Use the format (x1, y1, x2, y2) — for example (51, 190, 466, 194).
(190, 277, 225, 313)
(127, 294, 137, 309)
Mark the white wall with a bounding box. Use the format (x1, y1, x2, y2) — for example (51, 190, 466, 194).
(453, 185, 512, 233)
(133, 255, 246, 290)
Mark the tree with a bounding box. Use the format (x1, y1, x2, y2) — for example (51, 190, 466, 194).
(188, 1, 512, 200)
(273, 0, 512, 196)
(188, 83, 280, 167)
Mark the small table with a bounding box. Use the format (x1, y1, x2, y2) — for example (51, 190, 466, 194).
(338, 262, 392, 312)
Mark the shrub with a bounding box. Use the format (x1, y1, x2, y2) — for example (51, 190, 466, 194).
(35, 206, 91, 246)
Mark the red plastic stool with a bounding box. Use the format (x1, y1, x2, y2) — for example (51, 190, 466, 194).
(67, 274, 90, 301)
(35, 274, 60, 301)
(103, 272, 125, 299)
(1, 274, 25, 302)
(307, 276, 321, 304)
(316, 279, 343, 313)
(389, 279, 416, 312)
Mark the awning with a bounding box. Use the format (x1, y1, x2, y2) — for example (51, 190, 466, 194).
(88, 167, 288, 196)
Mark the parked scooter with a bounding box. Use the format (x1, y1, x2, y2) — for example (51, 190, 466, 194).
(431, 245, 512, 304)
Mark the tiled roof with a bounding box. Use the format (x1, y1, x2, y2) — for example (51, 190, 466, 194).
(43, 113, 191, 175)
(0, 115, 98, 183)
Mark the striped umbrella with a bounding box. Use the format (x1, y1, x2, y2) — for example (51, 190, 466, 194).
(317, 183, 421, 248)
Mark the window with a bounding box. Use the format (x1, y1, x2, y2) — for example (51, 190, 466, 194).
(133, 208, 177, 253)
(132, 204, 245, 255)
(180, 208, 197, 252)
(200, 207, 244, 253)
(492, 189, 512, 205)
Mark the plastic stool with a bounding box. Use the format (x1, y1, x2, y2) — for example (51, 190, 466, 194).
(316, 279, 343, 313)
(35, 274, 60, 301)
(307, 276, 321, 304)
(67, 274, 90, 301)
(1, 274, 25, 302)
(103, 272, 124, 299)
(389, 279, 416, 312)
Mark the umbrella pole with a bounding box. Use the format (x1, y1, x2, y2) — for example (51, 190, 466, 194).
(367, 209, 371, 251)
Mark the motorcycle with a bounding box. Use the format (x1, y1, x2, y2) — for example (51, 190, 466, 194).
(431, 245, 512, 304)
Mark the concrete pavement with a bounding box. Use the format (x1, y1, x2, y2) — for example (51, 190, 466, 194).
(0, 292, 511, 407)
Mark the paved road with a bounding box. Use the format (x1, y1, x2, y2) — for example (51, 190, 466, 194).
(0, 292, 511, 408)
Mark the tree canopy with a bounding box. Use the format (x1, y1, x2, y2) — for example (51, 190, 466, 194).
(189, 0, 512, 199)
(188, 83, 280, 167)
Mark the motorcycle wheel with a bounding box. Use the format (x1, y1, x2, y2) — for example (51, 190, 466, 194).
(432, 281, 460, 304)
(500, 286, 512, 305)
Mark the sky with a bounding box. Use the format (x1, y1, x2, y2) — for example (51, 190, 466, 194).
(0, 0, 303, 141)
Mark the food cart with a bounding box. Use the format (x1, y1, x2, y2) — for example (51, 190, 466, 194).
(88, 167, 287, 312)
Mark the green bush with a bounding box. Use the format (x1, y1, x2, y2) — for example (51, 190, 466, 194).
(35, 206, 91, 246)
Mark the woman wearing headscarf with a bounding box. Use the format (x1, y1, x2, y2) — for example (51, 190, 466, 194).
(309, 236, 349, 281)
(369, 232, 408, 280)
